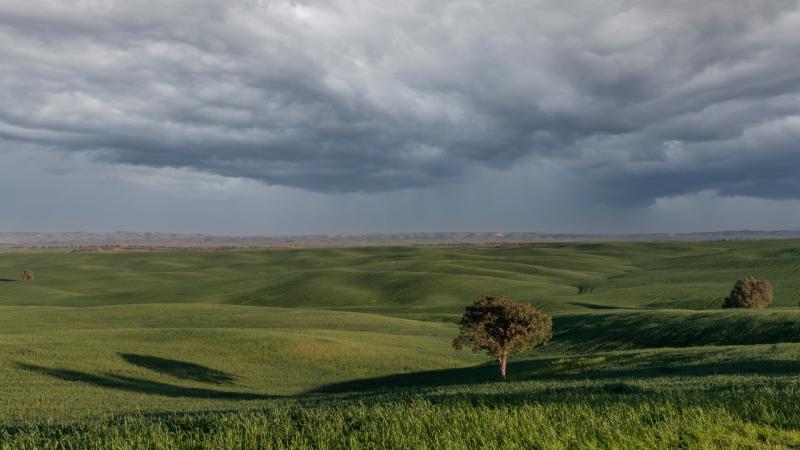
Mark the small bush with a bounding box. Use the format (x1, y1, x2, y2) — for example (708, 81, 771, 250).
(722, 276, 772, 309)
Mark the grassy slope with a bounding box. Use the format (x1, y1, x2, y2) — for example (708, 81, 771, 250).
(0, 304, 484, 420)
(2, 240, 799, 314)
(4, 304, 800, 421)
(550, 308, 800, 352)
(2, 241, 800, 447)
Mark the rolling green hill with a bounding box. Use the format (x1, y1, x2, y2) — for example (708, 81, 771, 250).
(0, 304, 484, 420)
(2, 240, 800, 448)
(2, 240, 799, 314)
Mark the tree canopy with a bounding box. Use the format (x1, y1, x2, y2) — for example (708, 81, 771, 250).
(722, 276, 772, 309)
(453, 296, 552, 380)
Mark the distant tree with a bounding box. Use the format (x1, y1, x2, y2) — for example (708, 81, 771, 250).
(722, 276, 772, 309)
(21, 269, 34, 281)
(453, 296, 552, 381)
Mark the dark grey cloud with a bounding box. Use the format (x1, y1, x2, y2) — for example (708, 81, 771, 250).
(1, 0, 799, 202)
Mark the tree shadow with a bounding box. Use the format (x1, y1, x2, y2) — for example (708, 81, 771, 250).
(118, 353, 235, 385)
(566, 302, 630, 310)
(311, 350, 800, 395)
(313, 362, 508, 394)
(16, 363, 274, 400)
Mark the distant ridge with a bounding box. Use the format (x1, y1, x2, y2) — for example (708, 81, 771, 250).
(2, 230, 800, 248)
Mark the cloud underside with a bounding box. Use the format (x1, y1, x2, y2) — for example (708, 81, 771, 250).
(1, 0, 799, 203)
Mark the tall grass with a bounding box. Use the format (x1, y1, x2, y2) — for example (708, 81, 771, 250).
(4, 394, 800, 449)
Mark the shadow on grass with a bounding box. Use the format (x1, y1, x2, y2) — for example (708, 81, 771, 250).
(0, 278, 16, 282)
(118, 353, 235, 385)
(550, 311, 800, 352)
(311, 350, 800, 395)
(566, 302, 627, 310)
(16, 363, 274, 400)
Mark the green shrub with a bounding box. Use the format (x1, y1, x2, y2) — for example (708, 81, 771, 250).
(722, 276, 772, 309)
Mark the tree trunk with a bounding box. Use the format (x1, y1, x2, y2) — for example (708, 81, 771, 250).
(499, 353, 508, 381)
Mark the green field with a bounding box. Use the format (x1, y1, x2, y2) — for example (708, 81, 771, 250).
(2, 240, 800, 448)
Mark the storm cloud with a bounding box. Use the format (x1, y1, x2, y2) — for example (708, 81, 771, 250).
(1, 0, 800, 204)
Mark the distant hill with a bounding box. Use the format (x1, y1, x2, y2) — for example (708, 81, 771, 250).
(2, 229, 800, 248)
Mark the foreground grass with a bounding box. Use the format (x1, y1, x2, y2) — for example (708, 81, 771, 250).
(5, 382, 800, 449)
(3, 303, 800, 449)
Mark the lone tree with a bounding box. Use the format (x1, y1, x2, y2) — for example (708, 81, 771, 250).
(21, 269, 34, 281)
(723, 276, 772, 309)
(453, 296, 552, 381)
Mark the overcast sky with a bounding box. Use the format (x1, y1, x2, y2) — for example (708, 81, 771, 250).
(2, 0, 800, 235)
